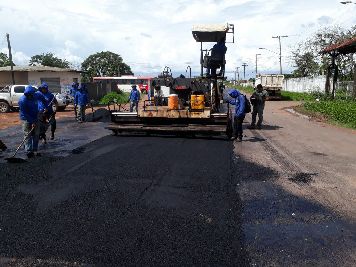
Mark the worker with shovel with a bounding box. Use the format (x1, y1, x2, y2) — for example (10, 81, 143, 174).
(18, 85, 40, 158)
(36, 82, 58, 141)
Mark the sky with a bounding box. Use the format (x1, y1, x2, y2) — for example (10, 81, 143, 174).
(0, 0, 355, 79)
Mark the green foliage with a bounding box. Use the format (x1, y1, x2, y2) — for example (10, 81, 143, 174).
(304, 99, 356, 129)
(81, 51, 133, 82)
(292, 25, 356, 80)
(99, 91, 130, 105)
(281, 91, 315, 101)
(0, 52, 14, 67)
(225, 82, 254, 94)
(29, 53, 70, 68)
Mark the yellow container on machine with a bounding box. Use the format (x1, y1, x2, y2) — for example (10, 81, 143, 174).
(168, 94, 179, 110)
(190, 94, 205, 110)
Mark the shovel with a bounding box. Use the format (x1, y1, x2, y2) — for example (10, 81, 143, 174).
(5, 126, 35, 163)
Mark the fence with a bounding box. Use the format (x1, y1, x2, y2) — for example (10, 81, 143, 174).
(283, 76, 326, 93)
(283, 76, 355, 98)
(84, 82, 115, 102)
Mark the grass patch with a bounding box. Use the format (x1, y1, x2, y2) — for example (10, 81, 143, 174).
(303, 99, 356, 129)
(281, 91, 314, 101)
(99, 91, 130, 105)
(225, 83, 254, 94)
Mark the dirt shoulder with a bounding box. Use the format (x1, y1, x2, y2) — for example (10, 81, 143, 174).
(234, 100, 356, 265)
(0, 105, 105, 130)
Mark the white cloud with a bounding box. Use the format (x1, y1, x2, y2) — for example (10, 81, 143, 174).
(0, 0, 355, 78)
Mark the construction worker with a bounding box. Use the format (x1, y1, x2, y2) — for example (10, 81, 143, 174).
(70, 82, 79, 100)
(74, 84, 88, 123)
(36, 82, 57, 141)
(249, 84, 268, 129)
(19, 85, 40, 158)
(227, 89, 246, 142)
(207, 38, 227, 76)
(129, 85, 140, 112)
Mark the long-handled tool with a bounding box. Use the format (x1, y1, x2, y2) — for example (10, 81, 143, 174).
(5, 126, 35, 163)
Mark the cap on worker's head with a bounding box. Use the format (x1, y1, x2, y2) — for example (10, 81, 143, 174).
(256, 84, 263, 90)
(131, 85, 137, 89)
(39, 82, 49, 91)
(228, 89, 240, 98)
(24, 85, 36, 95)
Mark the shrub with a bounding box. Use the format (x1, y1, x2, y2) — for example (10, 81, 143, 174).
(99, 91, 129, 105)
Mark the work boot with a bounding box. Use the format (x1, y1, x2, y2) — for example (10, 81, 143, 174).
(256, 125, 262, 130)
(237, 136, 243, 142)
(26, 152, 34, 158)
(34, 152, 42, 157)
(0, 140, 7, 151)
(247, 125, 255, 129)
(50, 132, 55, 140)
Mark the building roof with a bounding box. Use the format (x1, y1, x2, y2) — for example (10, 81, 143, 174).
(0, 65, 81, 73)
(322, 36, 356, 55)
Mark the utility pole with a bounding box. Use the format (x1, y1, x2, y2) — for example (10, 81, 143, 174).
(236, 67, 240, 84)
(255, 54, 261, 76)
(6, 33, 15, 85)
(272, 35, 288, 74)
(242, 63, 248, 79)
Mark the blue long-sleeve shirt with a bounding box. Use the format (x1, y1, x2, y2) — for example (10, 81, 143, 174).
(228, 89, 246, 118)
(19, 95, 39, 124)
(75, 90, 88, 106)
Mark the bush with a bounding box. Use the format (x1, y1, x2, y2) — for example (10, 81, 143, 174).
(99, 91, 129, 105)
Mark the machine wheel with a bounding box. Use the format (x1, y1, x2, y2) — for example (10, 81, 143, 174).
(0, 101, 10, 113)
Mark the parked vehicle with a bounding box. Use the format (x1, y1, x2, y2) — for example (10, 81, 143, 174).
(0, 85, 67, 113)
(255, 74, 284, 100)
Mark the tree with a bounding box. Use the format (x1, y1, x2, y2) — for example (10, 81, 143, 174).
(0, 52, 14, 67)
(29, 53, 70, 68)
(81, 51, 133, 82)
(292, 25, 356, 80)
(292, 51, 319, 77)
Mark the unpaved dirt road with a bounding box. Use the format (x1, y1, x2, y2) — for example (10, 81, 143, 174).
(236, 101, 356, 266)
(0, 100, 355, 266)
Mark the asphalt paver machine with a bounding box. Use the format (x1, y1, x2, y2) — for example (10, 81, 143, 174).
(106, 23, 235, 138)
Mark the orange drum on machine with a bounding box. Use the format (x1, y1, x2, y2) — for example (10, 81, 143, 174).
(168, 94, 179, 110)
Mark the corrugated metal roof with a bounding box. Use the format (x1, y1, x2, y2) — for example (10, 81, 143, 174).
(0, 65, 81, 72)
(322, 37, 356, 54)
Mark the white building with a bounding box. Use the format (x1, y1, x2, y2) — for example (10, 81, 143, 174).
(0, 66, 81, 93)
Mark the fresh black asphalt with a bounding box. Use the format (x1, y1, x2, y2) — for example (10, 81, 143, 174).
(0, 135, 250, 266)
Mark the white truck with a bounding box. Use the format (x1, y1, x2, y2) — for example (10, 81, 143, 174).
(255, 74, 284, 100)
(0, 85, 68, 113)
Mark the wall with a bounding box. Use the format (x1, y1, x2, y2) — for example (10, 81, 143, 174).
(283, 76, 326, 93)
(0, 72, 28, 88)
(28, 71, 81, 93)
